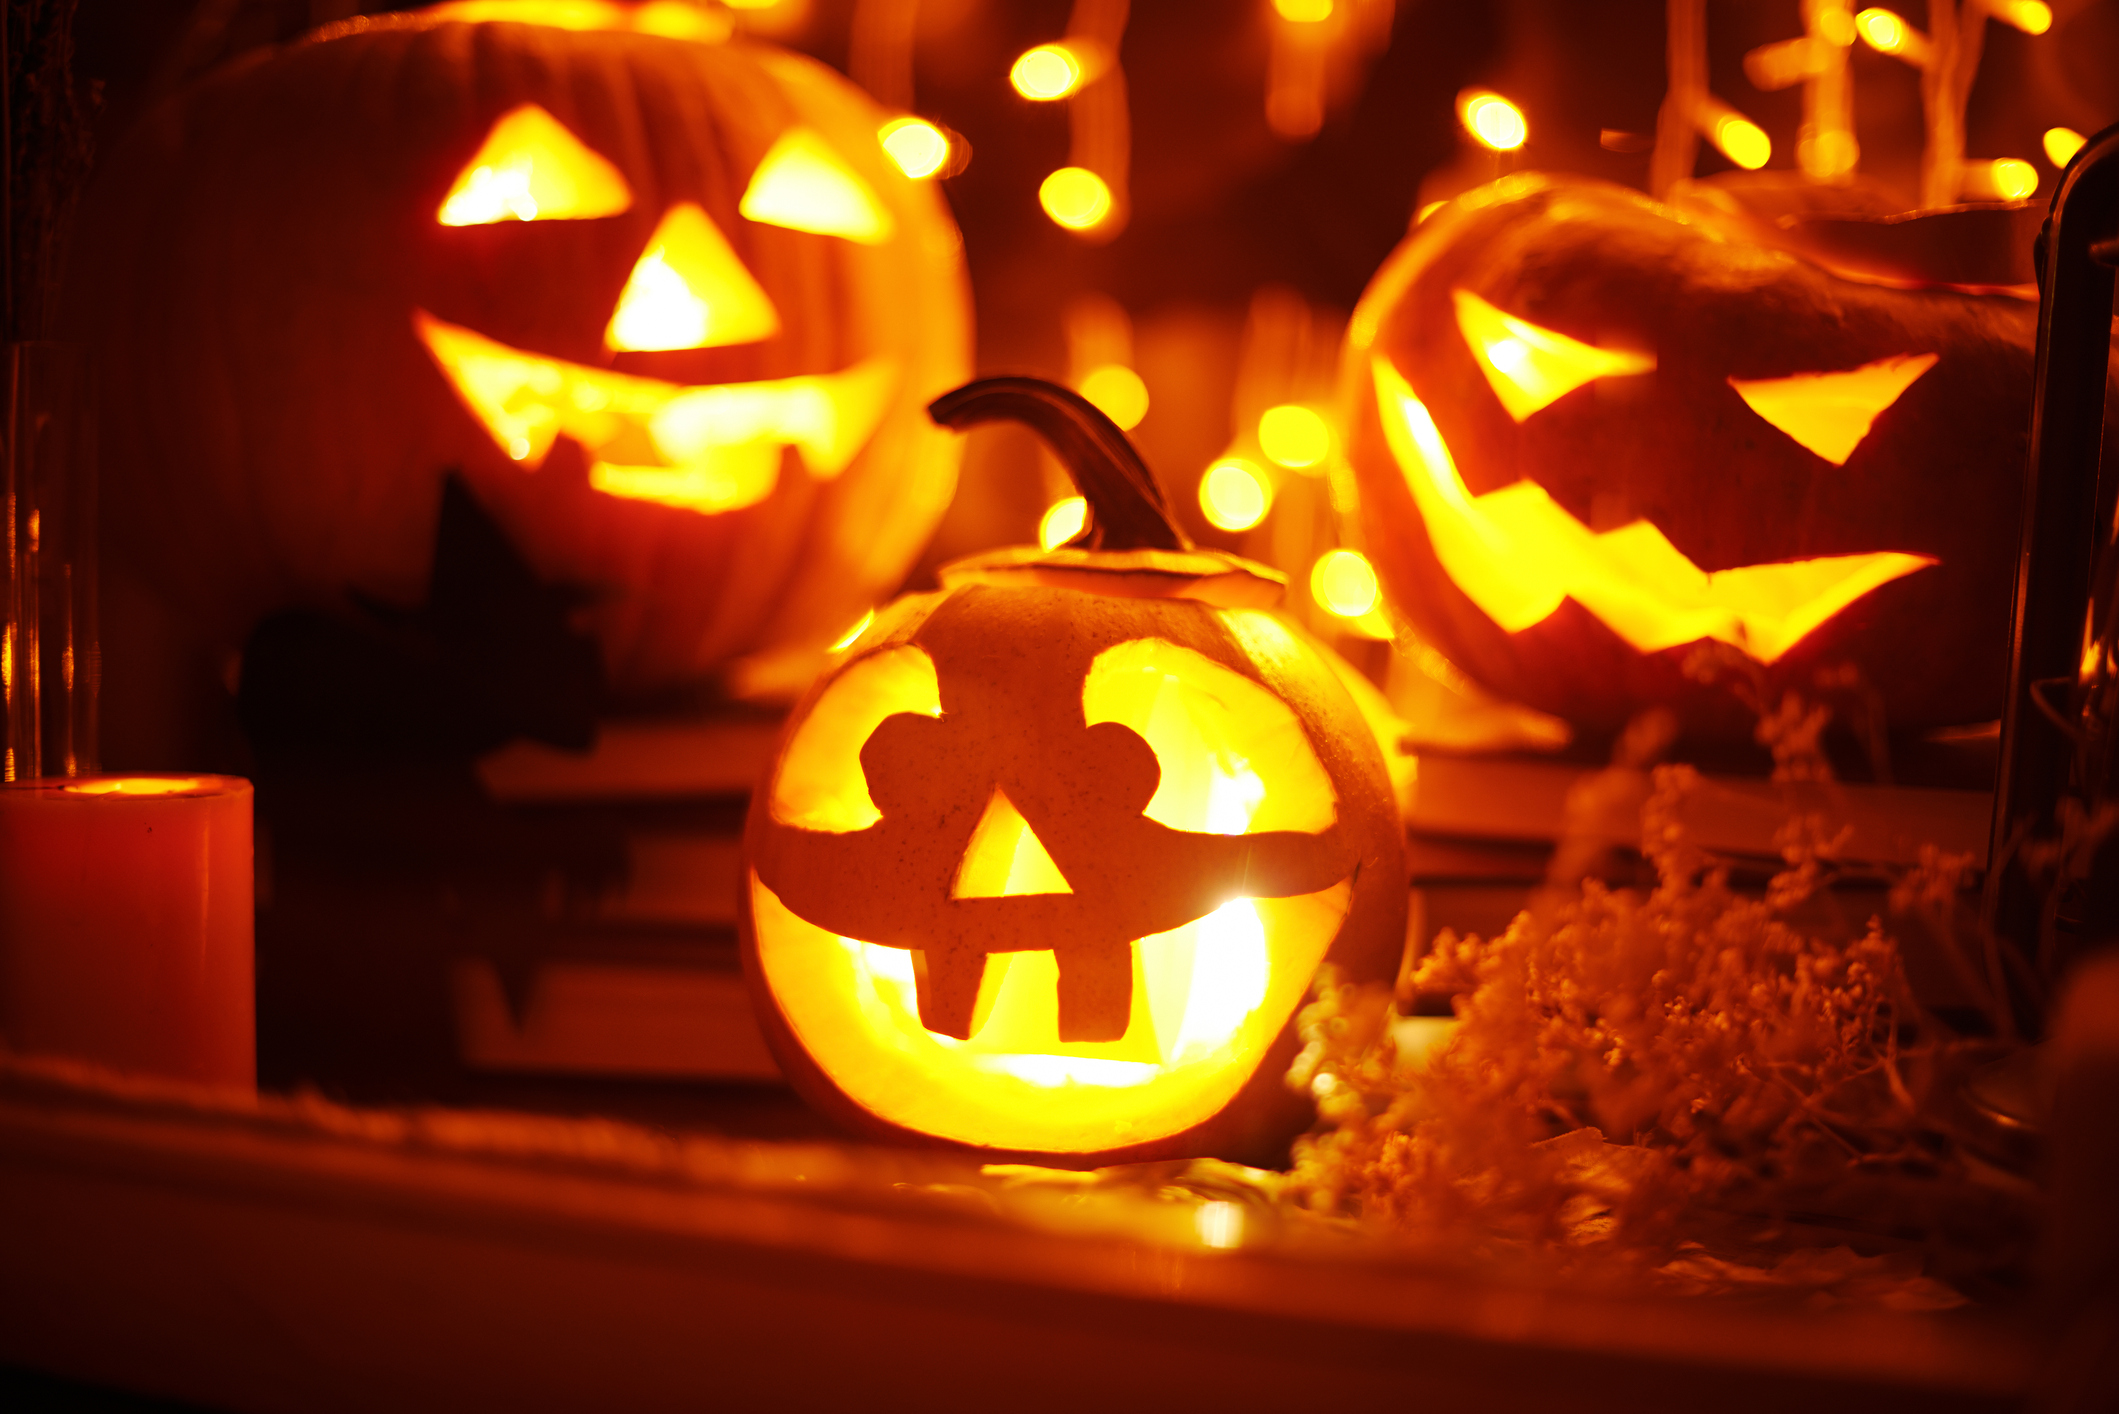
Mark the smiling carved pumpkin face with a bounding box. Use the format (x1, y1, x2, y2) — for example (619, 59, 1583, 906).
(1342, 174, 2098, 738)
(742, 380, 1406, 1164)
(78, 3, 969, 691)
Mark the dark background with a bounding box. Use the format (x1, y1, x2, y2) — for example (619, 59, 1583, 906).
(59, 0, 2119, 559)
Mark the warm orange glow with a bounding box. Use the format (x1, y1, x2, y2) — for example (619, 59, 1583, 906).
(1195, 1200, 1246, 1247)
(1855, 8, 1930, 62)
(953, 789, 1074, 898)
(769, 645, 942, 833)
(1800, 129, 1861, 179)
(740, 129, 893, 244)
(1273, 0, 1334, 20)
(1710, 112, 1772, 170)
(1040, 167, 1114, 230)
(1200, 459, 1272, 531)
(435, 104, 632, 226)
(1371, 355, 1936, 662)
(829, 608, 876, 653)
(1258, 405, 1331, 469)
(1076, 365, 1149, 430)
(1453, 289, 1654, 422)
(1961, 158, 2039, 201)
(2046, 127, 2088, 168)
(1311, 550, 1380, 618)
(1729, 353, 1937, 465)
(1744, 35, 1825, 90)
(604, 204, 780, 353)
(753, 632, 1349, 1150)
(1039, 496, 1089, 550)
(62, 777, 208, 797)
(425, 2, 728, 39)
(1460, 91, 1528, 152)
(878, 118, 951, 179)
(1011, 44, 1086, 100)
(416, 311, 897, 512)
(1990, 0, 2051, 34)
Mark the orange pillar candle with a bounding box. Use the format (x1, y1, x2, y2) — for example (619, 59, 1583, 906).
(0, 775, 254, 1087)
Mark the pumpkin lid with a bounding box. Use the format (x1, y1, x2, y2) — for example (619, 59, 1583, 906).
(928, 377, 1285, 610)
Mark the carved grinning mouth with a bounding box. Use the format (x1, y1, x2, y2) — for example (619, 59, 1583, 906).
(1372, 355, 1937, 663)
(416, 309, 899, 515)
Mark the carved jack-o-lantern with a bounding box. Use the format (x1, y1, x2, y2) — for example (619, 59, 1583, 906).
(77, 2, 969, 690)
(742, 380, 1406, 1163)
(1342, 174, 2108, 737)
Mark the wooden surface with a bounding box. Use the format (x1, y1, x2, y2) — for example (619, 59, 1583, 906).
(0, 1054, 2036, 1414)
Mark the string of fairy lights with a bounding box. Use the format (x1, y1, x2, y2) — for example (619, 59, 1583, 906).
(795, 0, 2091, 651)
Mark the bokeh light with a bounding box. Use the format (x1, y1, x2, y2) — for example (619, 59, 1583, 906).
(1258, 404, 1331, 469)
(1855, 8, 1910, 53)
(1011, 44, 1084, 101)
(1199, 459, 1272, 531)
(1311, 549, 1380, 619)
(2045, 127, 2087, 168)
(1040, 167, 1113, 230)
(1077, 365, 1149, 430)
(1711, 114, 1771, 170)
(1039, 496, 1089, 550)
(1984, 158, 2039, 201)
(1991, 0, 2051, 34)
(878, 118, 951, 179)
(1460, 92, 1527, 152)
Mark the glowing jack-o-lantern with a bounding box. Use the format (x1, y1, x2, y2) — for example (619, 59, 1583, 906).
(1343, 174, 2115, 737)
(742, 379, 1406, 1163)
(75, 2, 969, 691)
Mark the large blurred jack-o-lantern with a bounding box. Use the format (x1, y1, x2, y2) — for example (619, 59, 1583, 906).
(75, 2, 969, 693)
(742, 380, 1406, 1163)
(1343, 174, 2119, 738)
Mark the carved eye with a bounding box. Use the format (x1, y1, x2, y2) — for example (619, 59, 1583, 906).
(740, 129, 894, 244)
(1727, 353, 1939, 465)
(1453, 289, 1654, 422)
(436, 105, 632, 226)
(605, 203, 780, 352)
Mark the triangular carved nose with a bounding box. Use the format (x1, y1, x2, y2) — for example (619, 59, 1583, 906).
(951, 788, 1074, 899)
(604, 203, 780, 353)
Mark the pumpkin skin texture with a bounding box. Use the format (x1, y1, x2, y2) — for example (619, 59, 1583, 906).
(741, 381, 1406, 1165)
(1343, 173, 2111, 739)
(73, 6, 969, 694)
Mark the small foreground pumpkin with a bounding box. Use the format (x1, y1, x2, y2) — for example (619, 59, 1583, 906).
(1342, 173, 2119, 739)
(73, 1, 969, 694)
(742, 378, 1406, 1164)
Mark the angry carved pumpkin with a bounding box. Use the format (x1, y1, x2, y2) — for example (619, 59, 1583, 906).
(1342, 173, 2114, 738)
(75, 2, 969, 692)
(742, 379, 1406, 1163)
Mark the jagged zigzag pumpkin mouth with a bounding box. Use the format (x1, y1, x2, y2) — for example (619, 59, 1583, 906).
(1372, 354, 1938, 664)
(417, 309, 899, 515)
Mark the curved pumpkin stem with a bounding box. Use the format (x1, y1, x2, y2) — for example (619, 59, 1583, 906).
(928, 376, 1189, 553)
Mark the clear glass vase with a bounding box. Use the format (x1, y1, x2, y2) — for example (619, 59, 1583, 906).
(3, 340, 96, 781)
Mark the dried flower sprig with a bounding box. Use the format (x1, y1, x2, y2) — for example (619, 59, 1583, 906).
(1285, 689, 2037, 1303)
